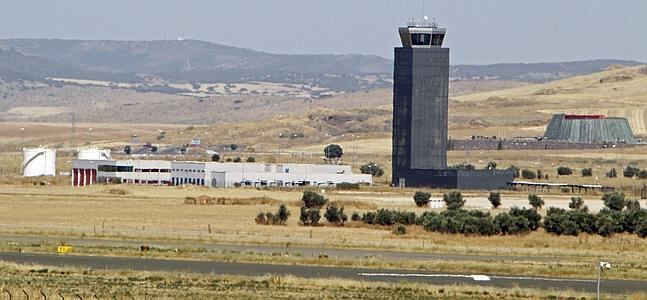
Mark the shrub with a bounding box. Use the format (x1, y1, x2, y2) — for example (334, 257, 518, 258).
(360, 162, 384, 177)
(509, 207, 541, 231)
(639, 170, 647, 179)
(569, 197, 586, 211)
(521, 169, 536, 179)
(232, 157, 241, 163)
(536, 169, 543, 180)
(336, 182, 360, 190)
(557, 166, 573, 175)
(507, 165, 520, 178)
(416, 211, 438, 226)
(246, 157, 256, 162)
(596, 209, 622, 237)
(324, 205, 347, 225)
(451, 162, 475, 170)
(301, 191, 328, 208)
(393, 210, 417, 225)
(620, 208, 647, 234)
(225, 158, 233, 162)
(373, 209, 395, 226)
(361, 211, 376, 225)
(443, 191, 465, 210)
(486, 161, 497, 170)
(581, 168, 593, 177)
(211, 153, 220, 162)
(528, 194, 544, 210)
(351, 212, 361, 222)
(392, 225, 407, 235)
(488, 192, 501, 209)
(623, 166, 641, 178)
(230, 144, 238, 151)
(606, 168, 617, 178)
(299, 207, 322, 226)
(413, 191, 431, 207)
(637, 217, 647, 238)
(276, 205, 290, 225)
(423, 209, 495, 236)
(602, 192, 625, 211)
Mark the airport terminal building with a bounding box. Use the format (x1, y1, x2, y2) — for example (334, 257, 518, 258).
(392, 19, 513, 189)
(71, 159, 372, 188)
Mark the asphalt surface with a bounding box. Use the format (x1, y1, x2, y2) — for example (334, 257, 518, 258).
(1, 252, 645, 294)
(0, 234, 559, 262)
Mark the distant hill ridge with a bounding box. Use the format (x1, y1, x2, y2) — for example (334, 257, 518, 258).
(0, 38, 642, 90)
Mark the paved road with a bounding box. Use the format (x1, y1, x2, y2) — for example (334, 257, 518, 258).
(0, 234, 560, 263)
(1, 252, 645, 294)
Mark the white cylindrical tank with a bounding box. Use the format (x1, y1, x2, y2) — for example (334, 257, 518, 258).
(22, 147, 56, 177)
(77, 148, 111, 160)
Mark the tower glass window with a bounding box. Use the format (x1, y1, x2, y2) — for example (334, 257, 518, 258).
(410, 33, 431, 45)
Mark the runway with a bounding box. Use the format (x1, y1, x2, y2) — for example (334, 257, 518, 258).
(1, 252, 645, 294)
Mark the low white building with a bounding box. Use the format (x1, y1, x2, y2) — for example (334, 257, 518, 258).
(72, 160, 372, 188)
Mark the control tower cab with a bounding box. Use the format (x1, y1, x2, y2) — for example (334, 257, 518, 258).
(398, 17, 446, 48)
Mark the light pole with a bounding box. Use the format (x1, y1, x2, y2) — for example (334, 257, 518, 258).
(597, 261, 611, 300)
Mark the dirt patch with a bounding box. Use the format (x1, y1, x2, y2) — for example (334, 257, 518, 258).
(599, 74, 633, 84)
(184, 195, 294, 206)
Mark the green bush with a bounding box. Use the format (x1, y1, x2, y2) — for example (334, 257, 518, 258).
(507, 165, 520, 178)
(392, 225, 407, 235)
(637, 217, 647, 238)
(301, 191, 328, 208)
(360, 162, 384, 177)
(557, 166, 573, 175)
(569, 197, 586, 211)
(602, 192, 625, 211)
(606, 168, 617, 178)
(361, 211, 376, 225)
(336, 182, 360, 190)
(486, 161, 497, 170)
(581, 168, 593, 177)
(233, 157, 241, 163)
(413, 191, 431, 207)
(488, 192, 501, 209)
(324, 205, 347, 225)
(528, 194, 544, 210)
(373, 209, 395, 226)
(443, 191, 465, 210)
(246, 156, 256, 162)
(299, 207, 321, 226)
(521, 169, 536, 179)
(351, 212, 361, 222)
(509, 207, 541, 231)
(623, 166, 641, 178)
(211, 153, 220, 162)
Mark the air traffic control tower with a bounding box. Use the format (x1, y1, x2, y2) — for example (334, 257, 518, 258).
(392, 18, 513, 189)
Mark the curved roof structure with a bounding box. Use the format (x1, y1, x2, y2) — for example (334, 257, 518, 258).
(544, 113, 636, 144)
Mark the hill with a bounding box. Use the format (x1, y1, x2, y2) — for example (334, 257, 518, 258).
(0, 39, 642, 92)
(450, 59, 643, 82)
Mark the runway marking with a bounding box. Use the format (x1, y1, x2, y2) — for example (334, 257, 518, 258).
(357, 273, 596, 283)
(357, 273, 490, 281)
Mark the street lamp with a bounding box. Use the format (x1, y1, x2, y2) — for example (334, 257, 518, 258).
(597, 261, 611, 300)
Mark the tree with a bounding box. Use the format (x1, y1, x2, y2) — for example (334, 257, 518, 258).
(246, 156, 256, 162)
(413, 191, 431, 207)
(486, 161, 497, 170)
(276, 205, 290, 225)
(606, 168, 618, 178)
(373, 209, 395, 226)
(569, 196, 586, 211)
(528, 194, 544, 210)
(323, 144, 343, 163)
(623, 166, 641, 178)
(557, 166, 573, 175)
(602, 192, 625, 211)
(507, 165, 520, 178)
(211, 153, 220, 162)
(536, 169, 543, 180)
(351, 212, 361, 222)
(301, 191, 328, 208)
(324, 205, 347, 225)
(443, 191, 465, 210)
(637, 217, 647, 238)
(488, 192, 501, 209)
(230, 144, 238, 151)
(360, 162, 384, 177)
(233, 157, 241, 163)
(124, 145, 131, 155)
(521, 169, 536, 179)
(581, 168, 593, 177)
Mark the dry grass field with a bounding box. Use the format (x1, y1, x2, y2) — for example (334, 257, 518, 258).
(2, 261, 622, 300)
(0, 184, 646, 281)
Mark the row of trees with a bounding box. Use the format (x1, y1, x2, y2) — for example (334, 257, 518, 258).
(210, 154, 255, 163)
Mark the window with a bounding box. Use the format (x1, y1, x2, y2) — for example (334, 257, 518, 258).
(411, 33, 431, 45)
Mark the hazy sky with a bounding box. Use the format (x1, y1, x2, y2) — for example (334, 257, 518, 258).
(1, 0, 645, 64)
